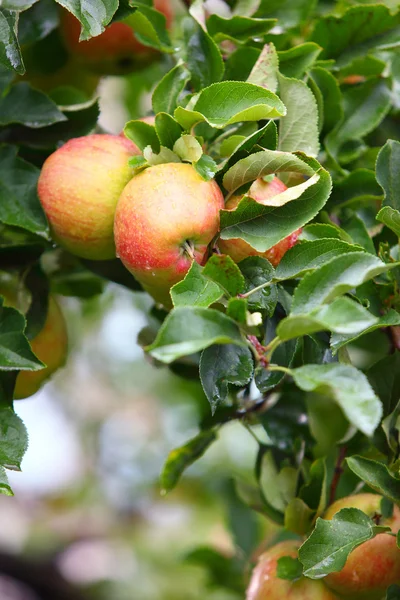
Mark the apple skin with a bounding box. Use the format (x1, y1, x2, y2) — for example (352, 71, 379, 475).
(114, 162, 225, 307)
(0, 288, 68, 400)
(247, 540, 341, 600)
(38, 134, 139, 260)
(324, 493, 400, 600)
(61, 2, 173, 75)
(218, 177, 301, 266)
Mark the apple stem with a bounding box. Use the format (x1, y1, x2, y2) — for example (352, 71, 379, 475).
(181, 240, 195, 260)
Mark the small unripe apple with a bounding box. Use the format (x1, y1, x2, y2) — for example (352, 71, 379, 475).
(0, 286, 68, 400)
(114, 162, 225, 307)
(218, 176, 301, 266)
(38, 134, 138, 260)
(324, 493, 400, 600)
(61, 2, 173, 75)
(247, 540, 340, 600)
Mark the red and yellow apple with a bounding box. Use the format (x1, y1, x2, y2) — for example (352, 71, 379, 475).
(0, 285, 68, 400)
(114, 162, 225, 307)
(247, 540, 340, 600)
(218, 176, 301, 266)
(61, 2, 173, 75)
(38, 134, 139, 260)
(324, 494, 400, 600)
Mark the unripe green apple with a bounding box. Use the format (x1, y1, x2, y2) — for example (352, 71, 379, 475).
(247, 540, 341, 600)
(0, 286, 68, 400)
(114, 163, 225, 307)
(218, 176, 301, 266)
(38, 134, 139, 260)
(324, 494, 400, 600)
(61, 2, 173, 75)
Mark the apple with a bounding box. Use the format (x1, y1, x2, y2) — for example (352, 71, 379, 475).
(0, 285, 68, 400)
(114, 162, 225, 307)
(218, 176, 301, 266)
(38, 134, 139, 260)
(61, 2, 173, 75)
(247, 540, 341, 600)
(324, 493, 400, 600)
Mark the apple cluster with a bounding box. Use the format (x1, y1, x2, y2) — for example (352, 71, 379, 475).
(37, 132, 301, 310)
(247, 494, 400, 600)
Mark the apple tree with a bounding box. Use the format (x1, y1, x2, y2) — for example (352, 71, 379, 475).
(1, 0, 400, 597)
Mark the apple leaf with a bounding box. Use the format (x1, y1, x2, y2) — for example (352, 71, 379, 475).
(277, 297, 377, 342)
(284, 498, 314, 536)
(0, 10, 24, 74)
(377, 206, 400, 238)
(308, 67, 343, 135)
(203, 255, 245, 297)
(279, 43, 322, 79)
(299, 508, 391, 579)
(346, 456, 400, 505)
(239, 256, 276, 313)
(155, 113, 183, 150)
(160, 429, 217, 494)
(174, 81, 286, 130)
(124, 120, 160, 152)
(194, 154, 218, 181)
(291, 252, 398, 315)
(387, 585, 400, 599)
(55, 0, 118, 41)
(259, 450, 297, 512)
(182, 17, 224, 91)
(0, 408, 28, 471)
(278, 73, 320, 158)
(0, 83, 66, 128)
(226, 297, 247, 323)
(207, 15, 276, 44)
(0, 301, 45, 372)
(376, 140, 400, 212)
(152, 64, 191, 115)
(275, 239, 363, 281)
(276, 557, 303, 581)
(289, 363, 382, 436)
(0, 466, 13, 496)
(146, 307, 246, 363)
(247, 43, 278, 93)
(0, 146, 49, 238)
(200, 344, 254, 414)
(331, 310, 400, 353)
(170, 261, 223, 308)
(126, 4, 173, 52)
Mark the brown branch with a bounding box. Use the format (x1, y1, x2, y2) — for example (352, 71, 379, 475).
(329, 446, 347, 506)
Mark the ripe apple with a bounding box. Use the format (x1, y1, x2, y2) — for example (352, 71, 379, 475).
(0, 285, 68, 400)
(247, 540, 341, 600)
(218, 176, 301, 266)
(324, 493, 400, 600)
(61, 2, 173, 75)
(114, 162, 225, 307)
(38, 134, 139, 260)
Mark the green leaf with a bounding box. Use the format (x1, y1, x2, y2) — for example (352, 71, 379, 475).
(220, 121, 278, 175)
(0, 408, 28, 470)
(207, 15, 276, 43)
(146, 307, 246, 363)
(300, 223, 346, 242)
(125, 4, 172, 52)
(291, 252, 397, 316)
(0, 10, 24, 74)
(376, 140, 400, 212)
(0, 301, 44, 372)
(175, 81, 286, 130)
(277, 297, 377, 342)
(308, 67, 343, 135)
(331, 310, 400, 353)
(182, 17, 224, 92)
(284, 498, 314, 536)
(347, 456, 400, 505)
(275, 239, 364, 281)
(194, 154, 218, 181)
(221, 166, 331, 253)
(290, 363, 382, 436)
(259, 450, 297, 512)
(278, 43, 322, 79)
(342, 215, 376, 255)
(377, 206, 400, 237)
(152, 63, 190, 115)
(222, 149, 315, 193)
(0, 466, 13, 496)
(200, 344, 253, 414)
(56, 0, 118, 41)
(170, 261, 223, 308)
(0, 145, 49, 238)
(224, 46, 260, 81)
(310, 4, 400, 64)
(160, 429, 217, 493)
(247, 43, 278, 93)
(143, 145, 180, 165)
(173, 135, 203, 162)
(155, 113, 183, 150)
(387, 585, 400, 600)
(239, 256, 276, 313)
(326, 80, 392, 162)
(299, 508, 391, 579)
(226, 297, 247, 323)
(203, 255, 245, 297)
(276, 557, 303, 581)
(256, 0, 316, 29)
(278, 73, 320, 157)
(0, 83, 66, 128)
(124, 119, 160, 152)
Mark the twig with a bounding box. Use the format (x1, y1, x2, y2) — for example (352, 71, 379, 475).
(329, 446, 347, 505)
